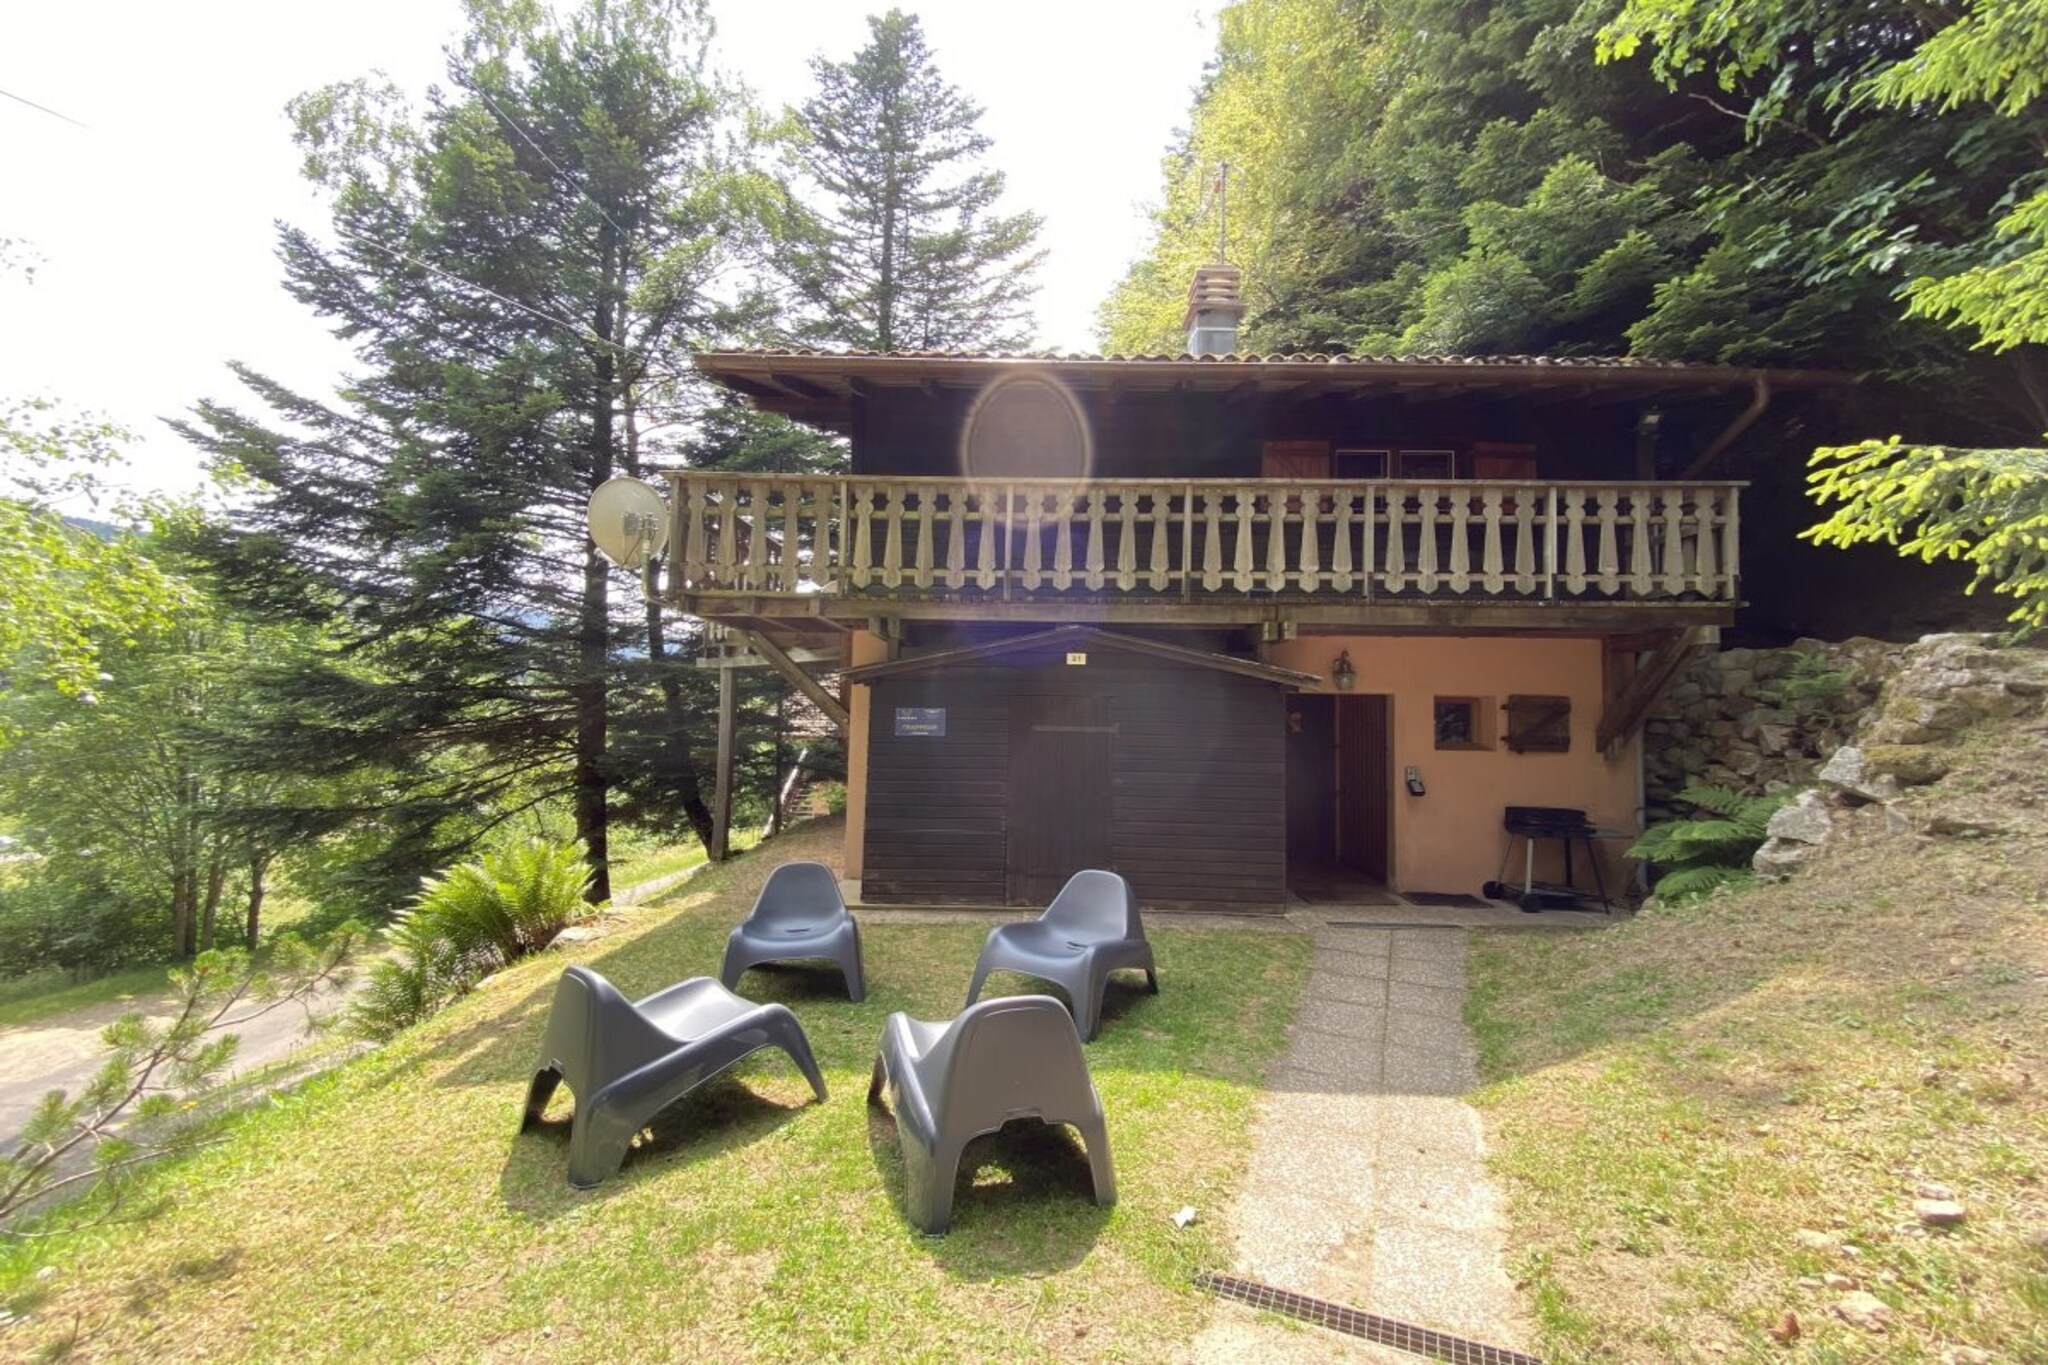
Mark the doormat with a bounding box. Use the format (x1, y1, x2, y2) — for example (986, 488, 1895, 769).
(1401, 892, 1490, 909)
(1197, 1271, 1542, 1364)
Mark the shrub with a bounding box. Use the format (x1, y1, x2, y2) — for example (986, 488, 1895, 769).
(349, 839, 592, 1040)
(1756, 652, 1853, 709)
(0, 866, 171, 981)
(1628, 784, 1789, 903)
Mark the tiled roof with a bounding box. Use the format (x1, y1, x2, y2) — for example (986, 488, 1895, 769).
(691, 346, 1852, 434)
(703, 344, 1753, 371)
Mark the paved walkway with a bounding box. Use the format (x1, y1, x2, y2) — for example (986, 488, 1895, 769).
(1189, 920, 1529, 1362)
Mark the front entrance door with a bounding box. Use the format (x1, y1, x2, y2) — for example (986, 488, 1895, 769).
(1336, 694, 1392, 880)
(1007, 693, 1115, 904)
(1285, 694, 1336, 869)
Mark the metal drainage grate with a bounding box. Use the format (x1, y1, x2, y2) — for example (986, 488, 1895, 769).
(1197, 1271, 1542, 1365)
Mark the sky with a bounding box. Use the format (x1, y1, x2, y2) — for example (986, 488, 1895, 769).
(1, 0, 1223, 500)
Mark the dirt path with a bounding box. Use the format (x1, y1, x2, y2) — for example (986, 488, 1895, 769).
(0, 978, 355, 1144)
(0, 861, 712, 1144)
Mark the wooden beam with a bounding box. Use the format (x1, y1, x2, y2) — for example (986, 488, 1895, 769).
(742, 629, 851, 733)
(721, 375, 787, 402)
(711, 664, 737, 862)
(1597, 626, 1710, 758)
(768, 371, 835, 400)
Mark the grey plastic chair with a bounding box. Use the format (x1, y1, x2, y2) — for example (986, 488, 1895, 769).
(964, 869, 1156, 1041)
(867, 994, 1116, 1234)
(521, 965, 827, 1188)
(719, 861, 865, 1002)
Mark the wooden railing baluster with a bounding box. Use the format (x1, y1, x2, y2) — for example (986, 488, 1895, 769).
(1480, 488, 1504, 593)
(1382, 486, 1407, 591)
(1265, 490, 1289, 590)
(1417, 485, 1441, 593)
(656, 473, 1743, 609)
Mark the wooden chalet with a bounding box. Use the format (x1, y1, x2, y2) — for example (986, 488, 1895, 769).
(668, 266, 1852, 911)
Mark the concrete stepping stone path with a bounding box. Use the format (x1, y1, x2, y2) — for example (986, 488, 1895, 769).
(1188, 922, 1530, 1363)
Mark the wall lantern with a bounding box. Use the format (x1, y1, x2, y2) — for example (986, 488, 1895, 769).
(1331, 650, 1357, 691)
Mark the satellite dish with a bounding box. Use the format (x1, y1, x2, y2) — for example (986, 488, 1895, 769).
(587, 477, 670, 569)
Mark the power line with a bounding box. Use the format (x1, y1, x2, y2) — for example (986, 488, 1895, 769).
(0, 87, 89, 129)
(471, 84, 631, 241)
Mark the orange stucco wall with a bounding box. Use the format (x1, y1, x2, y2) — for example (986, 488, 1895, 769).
(1266, 635, 1641, 895)
(842, 630, 891, 879)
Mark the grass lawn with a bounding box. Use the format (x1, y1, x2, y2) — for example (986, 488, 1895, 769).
(0, 821, 1311, 1362)
(608, 828, 758, 891)
(1465, 723, 2048, 1362)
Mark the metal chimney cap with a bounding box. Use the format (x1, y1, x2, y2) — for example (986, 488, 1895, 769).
(1183, 264, 1245, 328)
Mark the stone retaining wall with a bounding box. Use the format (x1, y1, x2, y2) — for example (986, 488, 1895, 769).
(1643, 638, 1896, 821)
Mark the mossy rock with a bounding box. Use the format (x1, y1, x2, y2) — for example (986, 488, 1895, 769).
(1862, 744, 1951, 787)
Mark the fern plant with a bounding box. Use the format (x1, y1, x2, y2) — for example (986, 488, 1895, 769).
(350, 839, 592, 1040)
(1628, 785, 1790, 904)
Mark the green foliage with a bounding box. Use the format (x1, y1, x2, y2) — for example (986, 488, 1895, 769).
(349, 838, 591, 1039)
(1, 923, 361, 1228)
(1807, 440, 2048, 629)
(0, 403, 191, 732)
(1752, 651, 1852, 708)
(1102, 0, 2045, 461)
(683, 393, 845, 474)
(779, 9, 1043, 350)
(1904, 187, 2048, 353)
(1628, 784, 1788, 903)
(1598, 0, 2048, 619)
(175, 0, 784, 897)
(0, 561, 332, 966)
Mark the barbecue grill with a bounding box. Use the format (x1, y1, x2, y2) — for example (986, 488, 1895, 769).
(1482, 805, 1612, 913)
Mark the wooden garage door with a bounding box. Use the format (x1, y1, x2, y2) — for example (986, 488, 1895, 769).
(1007, 693, 1114, 904)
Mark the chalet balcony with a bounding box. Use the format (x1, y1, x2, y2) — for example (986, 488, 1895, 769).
(659, 473, 1743, 629)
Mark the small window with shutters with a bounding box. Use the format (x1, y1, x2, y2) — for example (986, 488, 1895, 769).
(1503, 695, 1571, 753)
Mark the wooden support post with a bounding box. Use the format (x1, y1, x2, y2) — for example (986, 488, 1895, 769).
(742, 629, 851, 733)
(1596, 626, 1711, 758)
(711, 664, 736, 862)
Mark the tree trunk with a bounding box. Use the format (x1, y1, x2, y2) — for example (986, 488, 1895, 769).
(171, 870, 197, 959)
(878, 87, 898, 351)
(642, 585, 715, 850)
(574, 219, 622, 905)
(244, 852, 271, 950)
(199, 854, 228, 952)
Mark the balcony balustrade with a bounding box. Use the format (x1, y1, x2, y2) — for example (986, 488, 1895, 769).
(660, 473, 1742, 612)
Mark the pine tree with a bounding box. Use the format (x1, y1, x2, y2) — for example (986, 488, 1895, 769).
(783, 9, 1044, 352)
(176, 0, 765, 901)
